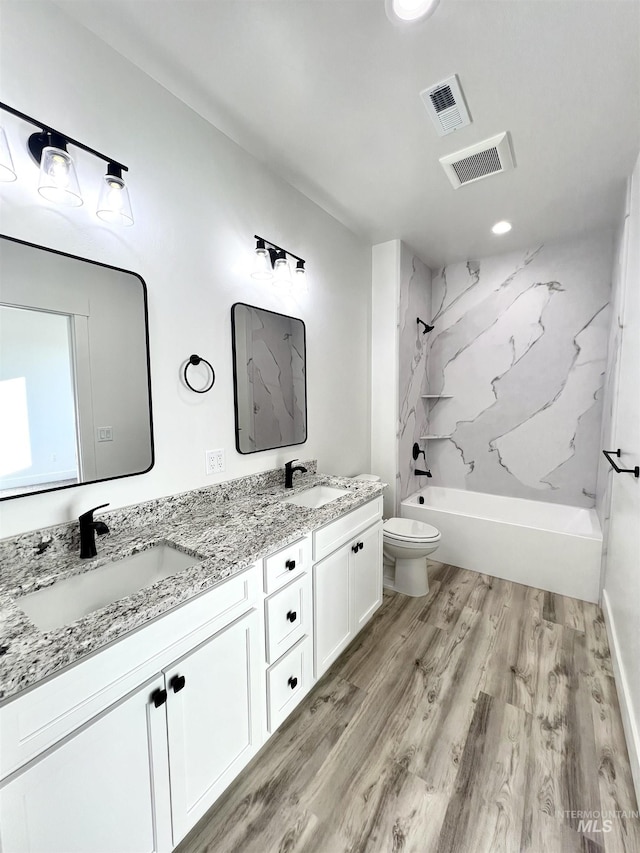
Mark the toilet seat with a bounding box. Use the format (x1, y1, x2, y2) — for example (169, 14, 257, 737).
(383, 517, 440, 542)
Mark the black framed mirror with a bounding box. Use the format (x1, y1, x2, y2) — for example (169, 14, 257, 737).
(0, 234, 154, 500)
(231, 303, 307, 454)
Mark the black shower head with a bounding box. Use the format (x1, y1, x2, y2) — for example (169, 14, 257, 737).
(417, 317, 434, 334)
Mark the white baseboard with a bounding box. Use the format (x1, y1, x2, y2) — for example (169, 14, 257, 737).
(602, 589, 640, 803)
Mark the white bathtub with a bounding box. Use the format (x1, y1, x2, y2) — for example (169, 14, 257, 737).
(401, 486, 602, 603)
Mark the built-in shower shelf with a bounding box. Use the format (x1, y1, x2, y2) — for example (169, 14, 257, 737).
(421, 395, 453, 399)
(420, 435, 453, 439)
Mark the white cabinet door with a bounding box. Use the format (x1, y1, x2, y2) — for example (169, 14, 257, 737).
(165, 608, 263, 845)
(313, 544, 352, 679)
(0, 676, 171, 853)
(352, 521, 383, 632)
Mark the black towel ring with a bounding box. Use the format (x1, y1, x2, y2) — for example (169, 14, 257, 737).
(184, 354, 215, 394)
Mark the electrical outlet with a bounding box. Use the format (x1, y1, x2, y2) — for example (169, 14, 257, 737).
(205, 448, 225, 475)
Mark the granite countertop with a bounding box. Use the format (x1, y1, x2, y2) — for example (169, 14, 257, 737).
(0, 472, 384, 704)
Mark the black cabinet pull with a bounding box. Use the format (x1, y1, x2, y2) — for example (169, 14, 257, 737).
(351, 543, 359, 553)
(170, 674, 186, 693)
(358, 541, 364, 551)
(288, 676, 298, 689)
(151, 688, 167, 708)
(286, 558, 296, 571)
(286, 610, 297, 623)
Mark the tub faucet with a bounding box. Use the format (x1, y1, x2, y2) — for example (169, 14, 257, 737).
(79, 503, 110, 559)
(415, 468, 432, 478)
(284, 459, 307, 489)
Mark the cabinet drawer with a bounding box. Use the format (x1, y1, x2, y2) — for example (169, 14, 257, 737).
(264, 574, 311, 664)
(0, 562, 262, 781)
(313, 497, 383, 562)
(263, 536, 311, 594)
(266, 636, 312, 733)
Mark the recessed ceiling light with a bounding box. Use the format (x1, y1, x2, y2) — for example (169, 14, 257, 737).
(491, 220, 512, 235)
(387, 0, 441, 24)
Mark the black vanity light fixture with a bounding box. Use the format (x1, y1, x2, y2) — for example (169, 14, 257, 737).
(0, 101, 133, 225)
(251, 235, 306, 290)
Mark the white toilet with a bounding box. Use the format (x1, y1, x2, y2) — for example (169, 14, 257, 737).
(382, 518, 441, 597)
(352, 474, 441, 598)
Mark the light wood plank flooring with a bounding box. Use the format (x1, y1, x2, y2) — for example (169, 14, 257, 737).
(176, 564, 639, 853)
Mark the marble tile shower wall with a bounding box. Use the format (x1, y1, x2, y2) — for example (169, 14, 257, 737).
(423, 232, 613, 508)
(397, 251, 432, 510)
(595, 223, 626, 565)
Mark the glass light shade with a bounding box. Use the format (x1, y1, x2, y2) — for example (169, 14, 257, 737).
(491, 220, 512, 235)
(251, 245, 273, 280)
(0, 128, 17, 182)
(96, 174, 134, 226)
(38, 146, 83, 206)
(294, 261, 307, 292)
(388, 0, 440, 22)
(273, 255, 292, 288)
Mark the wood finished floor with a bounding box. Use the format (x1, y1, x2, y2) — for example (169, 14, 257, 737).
(176, 564, 640, 853)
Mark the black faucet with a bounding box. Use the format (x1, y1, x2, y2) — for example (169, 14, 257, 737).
(79, 503, 110, 559)
(413, 443, 432, 477)
(284, 459, 307, 489)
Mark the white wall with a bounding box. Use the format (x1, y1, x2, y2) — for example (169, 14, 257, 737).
(599, 151, 640, 797)
(0, 1, 371, 538)
(371, 240, 400, 518)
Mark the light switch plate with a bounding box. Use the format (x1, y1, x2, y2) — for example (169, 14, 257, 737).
(205, 448, 225, 475)
(97, 427, 113, 442)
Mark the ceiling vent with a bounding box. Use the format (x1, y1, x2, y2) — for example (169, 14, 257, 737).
(439, 132, 515, 189)
(420, 75, 471, 136)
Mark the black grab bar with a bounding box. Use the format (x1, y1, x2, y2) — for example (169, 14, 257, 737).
(602, 449, 639, 478)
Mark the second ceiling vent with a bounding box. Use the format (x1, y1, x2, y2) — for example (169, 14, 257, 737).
(439, 132, 515, 189)
(420, 75, 471, 136)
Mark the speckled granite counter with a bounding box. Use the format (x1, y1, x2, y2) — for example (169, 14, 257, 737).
(0, 467, 384, 703)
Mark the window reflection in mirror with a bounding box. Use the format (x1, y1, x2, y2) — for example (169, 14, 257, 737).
(0, 235, 154, 501)
(231, 303, 307, 454)
(0, 306, 79, 496)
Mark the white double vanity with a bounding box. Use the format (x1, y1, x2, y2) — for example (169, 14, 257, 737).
(0, 472, 383, 853)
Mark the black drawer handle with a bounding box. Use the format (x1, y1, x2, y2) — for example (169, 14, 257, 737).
(286, 558, 296, 571)
(151, 688, 167, 708)
(170, 674, 186, 693)
(288, 676, 298, 689)
(286, 610, 297, 623)
(358, 541, 364, 551)
(351, 543, 359, 553)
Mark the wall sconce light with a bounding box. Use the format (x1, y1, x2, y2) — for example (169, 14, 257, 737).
(30, 131, 83, 206)
(251, 235, 306, 290)
(96, 163, 134, 226)
(0, 101, 133, 225)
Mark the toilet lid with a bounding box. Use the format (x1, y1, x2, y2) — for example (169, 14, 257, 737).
(383, 517, 440, 541)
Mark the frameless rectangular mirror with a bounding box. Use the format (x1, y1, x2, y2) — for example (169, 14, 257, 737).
(231, 302, 307, 454)
(0, 234, 154, 500)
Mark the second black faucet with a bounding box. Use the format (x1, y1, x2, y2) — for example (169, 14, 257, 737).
(284, 459, 307, 489)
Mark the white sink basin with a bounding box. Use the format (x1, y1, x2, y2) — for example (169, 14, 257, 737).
(18, 545, 198, 632)
(282, 485, 348, 509)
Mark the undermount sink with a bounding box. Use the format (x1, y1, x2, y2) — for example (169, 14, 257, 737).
(282, 485, 348, 509)
(18, 544, 198, 632)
